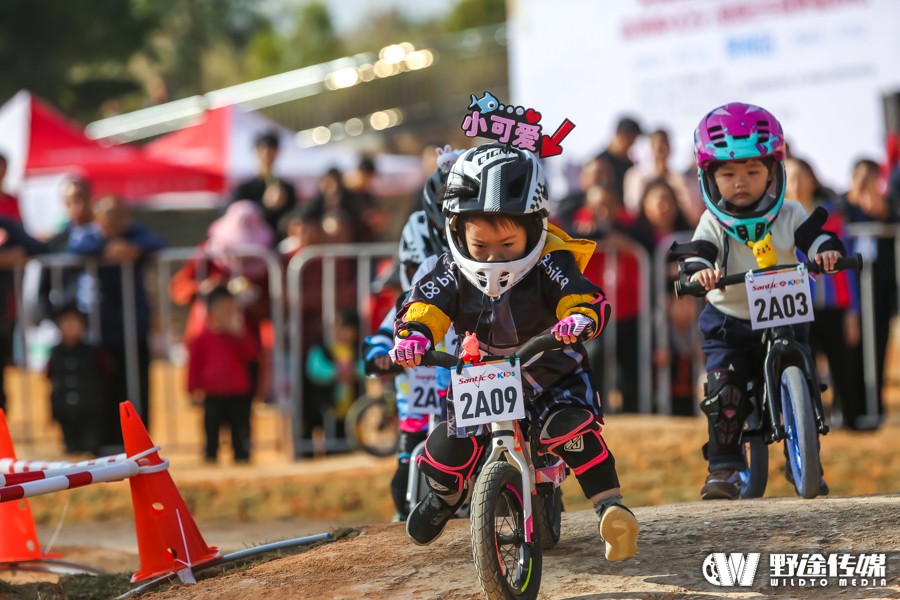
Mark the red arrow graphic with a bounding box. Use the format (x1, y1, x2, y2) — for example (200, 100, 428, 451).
(539, 119, 576, 157)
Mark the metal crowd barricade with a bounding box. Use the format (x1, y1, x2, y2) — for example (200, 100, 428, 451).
(154, 247, 288, 451)
(844, 222, 900, 427)
(651, 231, 704, 416)
(589, 241, 653, 414)
(17, 254, 146, 446)
(286, 242, 397, 458)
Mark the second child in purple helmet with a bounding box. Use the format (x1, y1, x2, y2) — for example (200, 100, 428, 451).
(679, 102, 846, 500)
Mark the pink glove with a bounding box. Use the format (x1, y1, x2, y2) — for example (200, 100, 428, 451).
(389, 333, 430, 367)
(552, 314, 595, 344)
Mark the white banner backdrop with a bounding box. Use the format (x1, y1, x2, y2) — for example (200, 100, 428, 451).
(508, 0, 900, 191)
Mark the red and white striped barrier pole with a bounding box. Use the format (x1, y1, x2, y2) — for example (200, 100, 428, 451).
(0, 453, 127, 474)
(0, 448, 168, 504)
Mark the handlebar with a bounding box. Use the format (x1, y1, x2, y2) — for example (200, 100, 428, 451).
(420, 332, 581, 370)
(674, 253, 863, 298)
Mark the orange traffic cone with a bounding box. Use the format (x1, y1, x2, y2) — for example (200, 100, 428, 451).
(120, 401, 219, 583)
(0, 409, 46, 563)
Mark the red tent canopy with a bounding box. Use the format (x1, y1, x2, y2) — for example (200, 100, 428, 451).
(0, 91, 224, 200)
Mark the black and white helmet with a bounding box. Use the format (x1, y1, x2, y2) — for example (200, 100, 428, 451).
(422, 145, 464, 254)
(444, 143, 549, 298)
(398, 210, 433, 290)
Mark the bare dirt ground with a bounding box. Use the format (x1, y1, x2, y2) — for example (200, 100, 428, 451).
(2, 351, 900, 598)
(136, 495, 899, 600)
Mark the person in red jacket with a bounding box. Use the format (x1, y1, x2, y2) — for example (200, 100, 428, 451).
(188, 285, 259, 464)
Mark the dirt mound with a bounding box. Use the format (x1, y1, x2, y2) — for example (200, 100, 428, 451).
(142, 495, 899, 600)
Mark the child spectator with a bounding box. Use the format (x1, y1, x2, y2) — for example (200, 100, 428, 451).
(46, 301, 106, 455)
(306, 309, 363, 441)
(188, 285, 259, 464)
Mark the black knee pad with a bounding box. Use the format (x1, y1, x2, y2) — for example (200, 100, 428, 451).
(540, 407, 618, 497)
(539, 408, 607, 475)
(701, 371, 749, 448)
(416, 421, 484, 495)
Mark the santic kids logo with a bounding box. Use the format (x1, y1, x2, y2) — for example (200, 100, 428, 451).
(457, 369, 517, 387)
(702, 553, 761, 587)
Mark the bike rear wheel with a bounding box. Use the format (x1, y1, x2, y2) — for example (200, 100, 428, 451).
(344, 394, 399, 457)
(533, 486, 562, 550)
(470, 461, 542, 600)
(530, 433, 563, 549)
(739, 410, 768, 499)
(781, 366, 820, 499)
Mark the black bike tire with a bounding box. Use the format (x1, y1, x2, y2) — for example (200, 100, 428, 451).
(529, 433, 562, 550)
(741, 411, 769, 499)
(741, 437, 768, 499)
(532, 487, 562, 550)
(470, 461, 543, 600)
(781, 366, 821, 499)
(343, 395, 399, 457)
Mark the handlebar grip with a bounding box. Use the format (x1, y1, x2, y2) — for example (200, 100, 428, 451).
(808, 253, 863, 274)
(420, 350, 458, 369)
(674, 278, 708, 298)
(514, 333, 570, 363)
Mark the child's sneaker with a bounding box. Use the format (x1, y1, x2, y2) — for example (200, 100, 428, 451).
(598, 504, 639, 561)
(701, 470, 741, 500)
(406, 490, 465, 546)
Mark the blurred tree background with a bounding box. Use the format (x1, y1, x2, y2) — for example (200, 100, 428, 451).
(0, 0, 505, 123)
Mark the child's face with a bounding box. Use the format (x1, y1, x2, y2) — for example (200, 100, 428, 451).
(713, 159, 770, 207)
(463, 217, 527, 262)
(207, 297, 237, 331)
(57, 312, 85, 345)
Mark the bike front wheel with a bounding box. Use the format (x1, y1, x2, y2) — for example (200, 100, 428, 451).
(343, 394, 399, 457)
(470, 461, 542, 600)
(781, 366, 821, 499)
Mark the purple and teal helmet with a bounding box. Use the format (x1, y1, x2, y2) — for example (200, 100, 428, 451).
(694, 102, 786, 243)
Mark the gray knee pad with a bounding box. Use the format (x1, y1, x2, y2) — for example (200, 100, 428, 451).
(701, 371, 749, 447)
(540, 407, 610, 477)
(416, 421, 483, 495)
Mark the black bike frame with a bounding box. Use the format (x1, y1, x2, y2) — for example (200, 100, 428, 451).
(759, 325, 829, 443)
